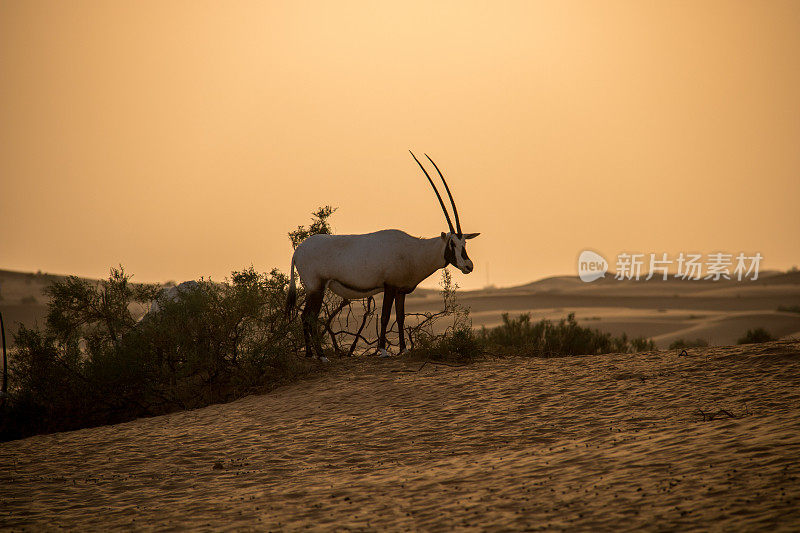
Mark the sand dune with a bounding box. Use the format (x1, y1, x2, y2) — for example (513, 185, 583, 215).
(652, 312, 800, 347)
(467, 308, 800, 349)
(3, 268, 800, 350)
(417, 303, 800, 349)
(405, 274, 800, 349)
(2, 340, 799, 530)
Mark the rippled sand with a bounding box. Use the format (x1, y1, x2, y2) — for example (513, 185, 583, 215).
(2, 341, 799, 531)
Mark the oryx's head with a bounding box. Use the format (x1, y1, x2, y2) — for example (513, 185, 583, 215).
(410, 151, 480, 275)
(440, 231, 480, 273)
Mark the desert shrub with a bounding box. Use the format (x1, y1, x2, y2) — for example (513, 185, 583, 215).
(2, 325, 89, 435)
(669, 338, 709, 350)
(404, 269, 481, 362)
(481, 312, 655, 356)
(45, 266, 159, 345)
(737, 328, 775, 345)
(404, 268, 472, 347)
(133, 267, 306, 399)
(0, 266, 310, 441)
(409, 327, 482, 363)
(288, 206, 337, 249)
(2, 268, 161, 438)
(481, 313, 538, 347)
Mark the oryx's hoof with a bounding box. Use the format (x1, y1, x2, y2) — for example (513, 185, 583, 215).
(399, 349, 409, 356)
(318, 356, 330, 363)
(378, 348, 391, 358)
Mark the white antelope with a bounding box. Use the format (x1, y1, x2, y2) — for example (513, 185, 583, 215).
(285, 152, 479, 361)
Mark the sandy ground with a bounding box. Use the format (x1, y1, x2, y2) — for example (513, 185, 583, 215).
(2, 340, 799, 531)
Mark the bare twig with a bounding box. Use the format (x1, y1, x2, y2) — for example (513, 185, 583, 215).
(314, 269, 468, 358)
(347, 296, 374, 356)
(696, 408, 739, 422)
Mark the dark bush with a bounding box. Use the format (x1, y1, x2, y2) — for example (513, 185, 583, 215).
(669, 338, 709, 350)
(737, 328, 775, 345)
(0, 266, 310, 441)
(480, 312, 655, 356)
(409, 327, 482, 363)
(288, 206, 336, 249)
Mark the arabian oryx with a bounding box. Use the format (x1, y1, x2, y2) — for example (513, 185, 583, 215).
(285, 152, 479, 361)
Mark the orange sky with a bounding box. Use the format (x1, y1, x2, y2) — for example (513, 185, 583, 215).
(1, 1, 798, 290)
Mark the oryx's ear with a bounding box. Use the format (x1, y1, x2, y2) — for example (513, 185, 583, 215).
(463, 232, 480, 239)
(441, 232, 448, 240)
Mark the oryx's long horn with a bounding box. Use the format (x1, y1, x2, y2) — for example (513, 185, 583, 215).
(425, 154, 462, 236)
(409, 150, 455, 234)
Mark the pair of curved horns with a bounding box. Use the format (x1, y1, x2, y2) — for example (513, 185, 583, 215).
(409, 151, 462, 236)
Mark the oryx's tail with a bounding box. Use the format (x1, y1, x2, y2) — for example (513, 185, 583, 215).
(285, 255, 297, 321)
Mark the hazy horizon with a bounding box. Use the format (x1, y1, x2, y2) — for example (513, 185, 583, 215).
(2, 1, 799, 290)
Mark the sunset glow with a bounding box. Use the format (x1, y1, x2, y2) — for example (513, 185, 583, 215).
(2, 1, 798, 289)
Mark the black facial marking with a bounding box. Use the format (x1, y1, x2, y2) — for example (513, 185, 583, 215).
(461, 247, 469, 260)
(444, 241, 457, 267)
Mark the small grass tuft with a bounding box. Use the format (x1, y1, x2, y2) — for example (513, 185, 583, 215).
(669, 338, 709, 350)
(408, 327, 483, 364)
(737, 328, 775, 345)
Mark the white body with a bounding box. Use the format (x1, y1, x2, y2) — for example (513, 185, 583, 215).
(287, 151, 478, 360)
(292, 230, 449, 299)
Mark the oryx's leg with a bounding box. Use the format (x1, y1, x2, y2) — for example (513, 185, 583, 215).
(301, 288, 325, 359)
(395, 292, 407, 354)
(378, 285, 396, 357)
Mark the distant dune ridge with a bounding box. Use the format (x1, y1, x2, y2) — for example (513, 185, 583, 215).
(407, 271, 800, 348)
(2, 268, 800, 349)
(1, 340, 799, 529)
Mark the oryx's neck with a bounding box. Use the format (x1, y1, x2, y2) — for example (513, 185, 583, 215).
(418, 236, 448, 280)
